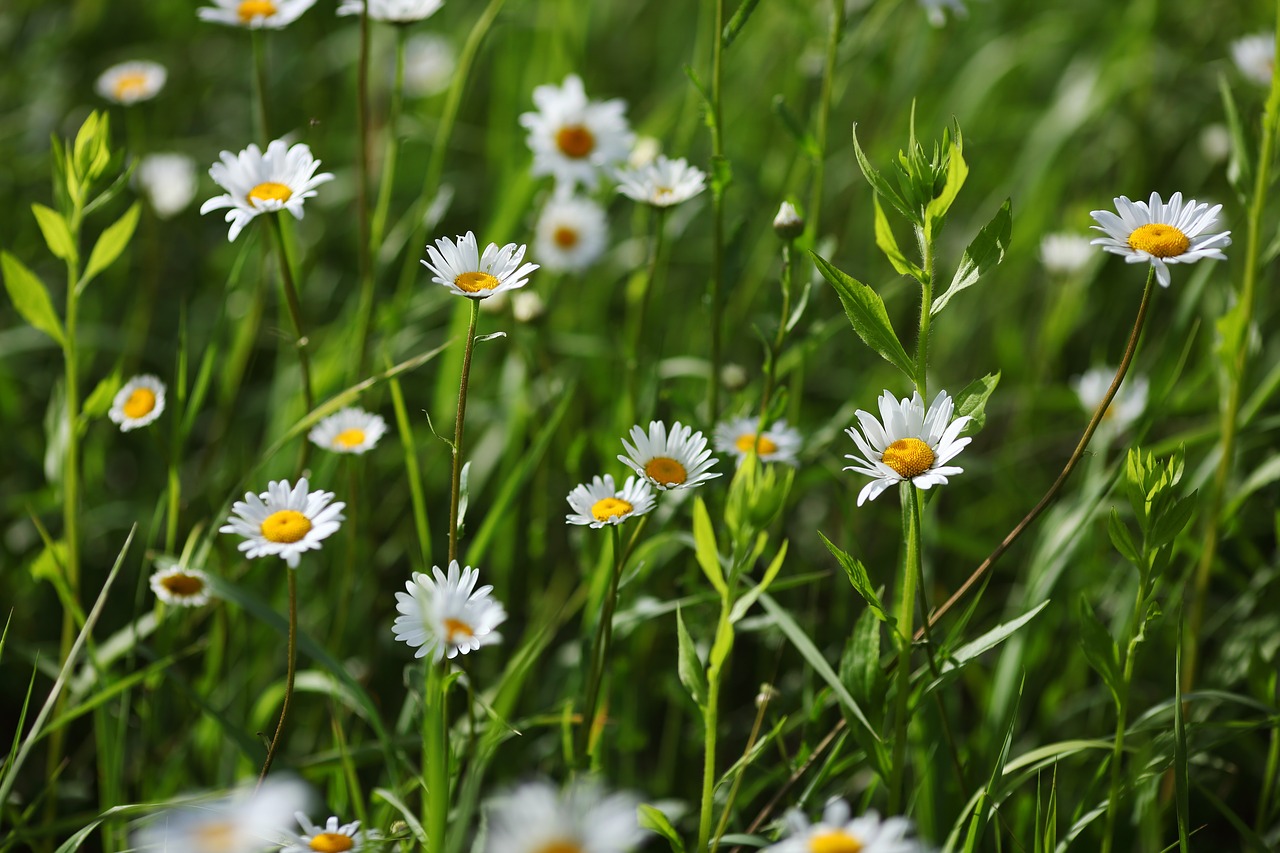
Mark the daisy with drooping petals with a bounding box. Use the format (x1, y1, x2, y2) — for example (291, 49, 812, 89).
(132, 776, 312, 853)
(337, 0, 443, 22)
(1072, 367, 1149, 435)
(422, 231, 539, 299)
(220, 478, 345, 568)
(481, 779, 647, 853)
(95, 61, 166, 105)
(136, 153, 199, 219)
(714, 417, 802, 468)
(308, 407, 387, 454)
(615, 155, 707, 208)
(1039, 233, 1094, 275)
(619, 421, 721, 492)
(198, 0, 317, 28)
(393, 560, 506, 661)
(535, 193, 608, 273)
(149, 560, 213, 608)
(1089, 192, 1231, 288)
(764, 798, 928, 853)
(519, 74, 634, 190)
(844, 390, 972, 506)
(109, 375, 166, 432)
(200, 139, 334, 242)
(281, 813, 366, 853)
(1232, 34, 1274, 87)
(566, 474, 655, 528)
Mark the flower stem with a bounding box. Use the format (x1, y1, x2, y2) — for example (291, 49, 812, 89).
(258, 567, 297, 785)
(371, 26, 407, 253)
(267, 213, 315, 472)
(915, 231, 934, 399)
(423, 657, 449, 853)
(888, 482, 922, 814)
(351, 0, 374, 379)
(706, 0, 726, 421)
(697, 605, 729, 853)
(448, 298, 480, 564)
(576, 524, 625, 766)
(1102, 559, 1150, 852)
(806, 0, 845, 242)
(251, 30, 270, 145)
(758, 239, 794, 428)
(627, 209, 666, 422)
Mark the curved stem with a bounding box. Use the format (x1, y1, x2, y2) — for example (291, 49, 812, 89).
(448, 298, 480, 564)
(268, 213, 315, 473)
(258, 568, 297, 784)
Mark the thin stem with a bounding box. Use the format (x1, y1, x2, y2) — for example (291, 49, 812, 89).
(576, 524, 625, 766)
(806, 0, 844, 243)
(351, 0, 374, 379)
(758, 240, 794, 427)
(707, 0, 726, 420)
(628, 209, 666, 421)
(258, 568, 298, 784)
(711, 687, 772, 853)
(371, 27, 407, 253)
(1102, 561, 1150, 852)
(888, 483, 922, 814)
(1257, 670, 1280, 832)
(423, 658, 449, 853)
(251, 30, 270, 145)
(698, 623, 725, 853)
(448, 298, 480, 564)
(915, 230, 934, 399)
(267, 213, 315, 472)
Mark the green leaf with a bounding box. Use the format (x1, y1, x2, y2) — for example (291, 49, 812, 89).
(952, 371, 1000, 433)
(1150, 492, 1197, 551)
(730, 540, 787, 623)
(812, 252, 915, 380)
(31, 204, 77, 263)
(840, 606, 885, 718)
(638, 805, 686, 853)
(1107, 509, 1142, 567)
(80, 202, 141, 291)
(709, 613, 735, 672)
(873, 196, 925, 281)
(852, 124, 912, 221)
(82, 371, 122, 421)
(72, 111, 103, 179)
(932, 198, 1012, 316)
(676, 607, 707, 708)
(1077, 597, 1121, 706)
(721, 0, 762, 47)
(925, 139, 968, 237)
(817, 531, 886, 621)
(692, 497, 727, 595)
(1219, 74, 1251, 199)
(931, 601, 1050, 684)
(1, 251, 65, 347)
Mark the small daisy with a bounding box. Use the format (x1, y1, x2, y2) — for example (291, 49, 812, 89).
(565, 474, 656, 528)
(282, 813, 365, 853)
(392, 560, 506, 661)
(919, 0, 966, 27)
(220, 478, 345, 568)
(1072, 366, 1148, 435)
(843, 389, 972, 506)
(337, 0, 443, 22)
(421, 231, 539, 299)
(109, 375, 166, 432)
(200, 139, 334, 242)
(149, 560, 214, 608)
(404, 33, 456, 97)
(481, 779, 647, 853)
(132, 776, 312, 853)
(618, 420, 721, 492)
(1231, 34, 1274, 87)
(615, 155, 707, 208)
(198, 0, 317, 28)
(764, 798, 927, 853)
(519, 74, 635, 190)
(1039, 233, 1094, 275)
(308, 407, 387, 454)
(535, 193, 608, 273)
(95, 61, 166, 105)
(714, 417, 802, 468)
(1089, 192, 1231, 289)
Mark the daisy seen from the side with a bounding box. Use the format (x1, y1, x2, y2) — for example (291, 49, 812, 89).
(764, 798, 928, 853)
(308, 407, 387, 455)
(422, 231, 539, 299)
(714, 417, 802, 468)
(535, 193, 608, 273)
(281, 813, 366, 853)
(1089, 191, 1231, 288)
(109, 375, 166, 432)
(337, 0, 443, 22)
(95, 61, 166, 105)
(392, 560, 506, 662)
(200, 139, 334, 242)
(619, 420, 721, 492)
(844, 389, 972, 506)
(132, 776, 312, 853)
(1232, 33, 1274, 87)
(149, 560, 214, 608)
(615, 155, 706, 208)
(220, 478, 345, 568)
(481, 779, 647, 853)
(519, 74, 634, 190)
(198, 0, 317, 28)
(566, 474, 655, 528)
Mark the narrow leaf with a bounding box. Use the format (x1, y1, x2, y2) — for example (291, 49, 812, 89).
(692, 497, 727, 595)
(31, 204, 77, 263)
(82, 371, 122, 421)
(721, 0, 762, 48)
(873, 196, 925, 281)
(925, 140, 969, 235)
(81, 202, 141, 291)
(1107, 510, 1142, 567)
(932, 198, 1012, 316)
(952, 371, 1000, 433)
(730, 539, 788, 623)
(817, 531, 886, 621)
(676, 607, 707, 707)
(1077, 597, 1121, 706)
(1, 251, 65, 347)
(852, 124, 912, 220)
(638, 805, 686, 853)
(812, 252, 915, 380)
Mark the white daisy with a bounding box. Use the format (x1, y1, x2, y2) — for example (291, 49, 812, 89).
(404, 33, 456, 97)
(392, 560, 506, 661)
(615, 155, 707, 208)
(132, 776, 312, 853)
(308, 407, 387, 455)
(843, 389, 972, 506)
(421, 231, 539, 299)
(1089, 192, 1231, 289)
(1038, 232, 1094, 275)
(136, 153, 199, 219)
(95, 61, 166, 105)
(919, 0, 966, 27)
(765, 798, 927, 853)
(714, 417, 802, 468)
(337, 0, 443, 22)
(519, 74, 635, 190)
(618, 420, 721, 492)
(481, 779, 647, 853)
(200, 139, 334, 242)
(1231, 33, 1274, 87)
(1072, 366, 1148, 435)
(535, 193, 608, 273)
(512, 290, 545, 324)
(219, 478, 345, 569)
(197, 0, 317, 29)
(109, 375, 166, 432)
(565, 474, 656, 528)
(281, 813, 366, 853)
(149, 560, 214, 608)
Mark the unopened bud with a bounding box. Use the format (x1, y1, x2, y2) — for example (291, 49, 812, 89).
(773, 201, 804, 240)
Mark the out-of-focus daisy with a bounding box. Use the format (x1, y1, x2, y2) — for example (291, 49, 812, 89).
(308, 407, 387, 454)
(1072, 367, 1148, 435)
(137, 153, 199, 219)
(519, 74, 634, 190)
(200, 139, 334, 242)
(198, 0, 317, 28)
(481, 779, 646, 853)
(565, 474, 656, 528)
(773, 201, 805, 240)
(619, 421, 721, 492)
(1039, 233, 1094, 275)
(535, 194, 608, 273)
(919, 0, 966, 27)
(1089, 192, 1231, 288)
(149, 560, 213, 608)
(220, 478, 345, 568)
(422, 231, 539, 299)
(392, 560, 507, 661)
(281, 813, 366, 853)
(1199, 124, 1232, 165)
(714, 417, 802, 468)
(1231, 34, 1274, 87)
(615, 155, 706, 208)
(109, 375, 166, 432)
(844, 389, 972, 506)
(404, 33, 455, 97)
(95, 61, 166, 105)
(337, 0, 443, 22)
(764, 798, 927, 853)
(132, 776, 312, 852)
(512, 290, 545, 324)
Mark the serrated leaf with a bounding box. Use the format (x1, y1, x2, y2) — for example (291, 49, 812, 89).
(692, 498, 726, 595)
(925, 139, 968, 237)
(852, 124, 913, 222)
(1077, 597, 1121, 706)
(812, 252, 915, 380)
(676, 607, 707, 707)
(80, 202, 140, 291)
(82, 372, 122, 421)
(638, 805, 685, 853)
(952, 371, 999, 433)
(932, 198, 1011, 316)
(874, 196, 925, 281)
(32, 204, 77, 263)
(1107, 509, 1142, 567)
(817, 531, 886, 621)
(2, 251, 65, 347)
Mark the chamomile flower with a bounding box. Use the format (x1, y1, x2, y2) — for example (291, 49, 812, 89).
(132, 776, 312, 853)
(619, 420, 721, 492)
(714, 418, 802, 468)
(1232, 33, 1274, 87)
(535, 193, 608, 273)
(136, 153, 199, 219)
(393, 560, 506, 662)
(565, 474, 655, 528)
(765, 798, 927, 853)
(615, 155, 706, 208)
(1039, 233, 1094, 275)
(308, 407, 387, 455)
(95, 61, 166, 105)
(200, 139, 334, 242)
(281, 813, 366, 853)
(1089, 192, 1231, 289)
(109, 375, 166, 432)
(220, 478, 345, 569)
(422, 231, 539, 299)
(519, 74, 634, 190)
(149, 560, 213, 608)
(843, 390, 972, 506)
(337, 0, 443, 22)
(919, 0, 965, 27)
(198, 0, 317, 28)
(1072, 367, 1148, 435)
(404, 33, 455, 96)
(481, 779, 647, 853)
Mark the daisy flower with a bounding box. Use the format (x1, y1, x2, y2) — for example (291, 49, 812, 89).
(512, 290, 546, 324)
(764, 798, 927, 853)
(220, 478, 345, 568)
(714, 417, 802, 468)
(519, 74, 634, 190)
(566, 474, 656, 528)
(308, 407, 387, 454)
(1089, 192, 1231, 289)
(136, 153, 199, 219)
(198, 0, 317, 28)
(535, 193, 608, 273)
(481, 779, 647, 853)
(149, 560, 213, 608)
(109, 375, 166, 432)
(615, 155, 707, 208)
(337, 0, 444, 22)
(919, 0, 965, 27)
(404, 33, 455, 97)
(281, 813, 366, 853)
(200, 139, 334, 242)
(95, 61, 166, 105)
(392, 560, 506, 661)
(422, 231, 539, 299)
(1072, 367, 1148, 435)
(1038, 233, 1094, 275)
(843, 389, 972, 506)
(132, 776, 312, 853)
(1231, 33, 1274, 87)
(618, 420, 721, 492)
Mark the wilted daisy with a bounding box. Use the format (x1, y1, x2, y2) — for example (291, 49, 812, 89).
(149, 560, 213, 608)
(337, 0, 443, 22)
(220, 478, 345, 568)
(132, 776, 312, 853)
(615, 155, 707, 208)
(619, 420, 721, 492)
(136, 153, 199, 219)
(95, 61, 166, 105)
(765, 798, 927, 853)
(481, 779, 646, 853)
(1039, 232, 1094, 275)
(109, 375, 166, 432)
(844, 389, 972, 506)
(714, 417, 802, 468)
(404, 33, 456, 96)
(919, 0, 965, 27)
(1231, 33, 1274, 87)
(519, 74, 634, 190)
(1072, 367, 1148, 434)
(308, 407, 387, 455)
(422, 231, 539, 299)
(566, 474, 656, 528)
(282, 813, 365, 853)
(198, 0, 317, 28)
(535, 193, 608, 273)
(393, 560, 506, 661)
(1089, 192, 1231, 288)
(200, 139, 334, 242)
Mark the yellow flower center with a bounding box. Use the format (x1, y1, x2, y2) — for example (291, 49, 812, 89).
(112, 73, 149, 101)
(555, 125, 596, 159)
(247, 181, 293, 207)
(260, 510, 313, 544)
(553, 226, 580, 248)
(734, 433, 779, 455)
(309, 832, 355, 852)
(1127, 223, 1190, 258)
(454, 271, 501, 293)
(333, 428, 367, 449)
(443, 617, 475, 644)
(809, 829, 864, 853)
(591, 497, 633, 522)
(194, 821, 238, 852)
(654, 186, 675, 202)
(238, 0, 278, 21)
(881, 437, 936, 479)
(535, 841, 584, 853)
(122, 387, 157, 420)
(644, 456, 687, 486)
(161, 572, 205, 597)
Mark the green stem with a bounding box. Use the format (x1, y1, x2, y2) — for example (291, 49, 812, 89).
(423, 658, 449, 853)
(710, 685, 771, 853)
(251, 30, 270, 145)
(1258, 670, 1280, 832)
(806, 0, 844, 243)
(258, 568, 297, 784)
(576, 524, 625, 766)
(627, 209, 666, 422)
(1102, 561, 1150, 852)
(888, 483, 922, 814)
(371, 27, 407, 253)
(267, 213, 315, 472)
(758, 240, 794, 427)
(351, 0, 374, 379)
(448, 298, 480, 564)
(698, 622, 725, 852)
(915, 232, 934, 400)
(707, 0, 726, 421)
